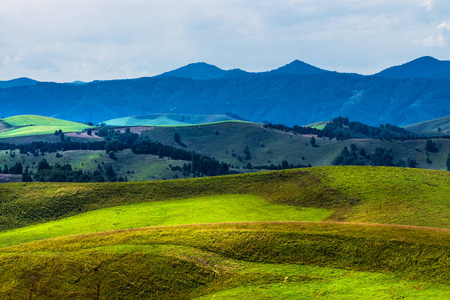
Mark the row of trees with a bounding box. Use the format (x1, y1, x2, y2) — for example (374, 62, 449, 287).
(264, 116, 421, 141)
(332, 145, 419, 168)
(32, 159, 122, 182)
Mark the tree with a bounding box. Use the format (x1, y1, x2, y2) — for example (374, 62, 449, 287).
(174, 132, 181, 144)
(425, 139, 438, 153)
(174, 132, 186, 148)
(310, 136, 318, 147)
(9, 162, 23, 174)
(447, 156, 450, 171)
(22, 167, 33, 182)
(109, 151, 117, 160)
(37, 159, 50, 172)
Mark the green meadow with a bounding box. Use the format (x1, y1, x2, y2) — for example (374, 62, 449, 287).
(0, 194, 331, 248)
(0, 115, 91, 138)
(0, 166, 449, 298)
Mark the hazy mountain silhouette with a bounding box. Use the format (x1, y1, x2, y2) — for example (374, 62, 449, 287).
(268, 60, 329, 75)
(0, 78, 37, 89)
(0, 58, 449, 126)
(375, 56, 450, 79)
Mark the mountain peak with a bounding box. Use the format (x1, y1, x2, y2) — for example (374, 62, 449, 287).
(269, 60, 328, 75)
(375, 56, 450, 79)
(159, 62, 227, 80)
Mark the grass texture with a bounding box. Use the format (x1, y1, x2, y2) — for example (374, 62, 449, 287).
(0, 115, 91, 138)
(0, 166, 448, 298)
(0, 222, 449, 299)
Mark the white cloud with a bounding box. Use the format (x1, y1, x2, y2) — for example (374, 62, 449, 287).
(0, 0, 450, 81)
(437, 20, 450, 31)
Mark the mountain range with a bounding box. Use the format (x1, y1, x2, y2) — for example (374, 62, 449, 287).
(0, 56, 449, 126)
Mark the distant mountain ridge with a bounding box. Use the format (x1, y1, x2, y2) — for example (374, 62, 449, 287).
(0, 57, 449, 126)
(158, 59, 329, 80)
(0, 77, 37, 89)
(375, 56, 450, 79)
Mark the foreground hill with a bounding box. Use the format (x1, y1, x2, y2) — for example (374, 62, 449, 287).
(1, 58, 450, 126)
(0, 166, 449, 298)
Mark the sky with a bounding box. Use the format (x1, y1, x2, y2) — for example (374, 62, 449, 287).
(1, 0, 450, 82)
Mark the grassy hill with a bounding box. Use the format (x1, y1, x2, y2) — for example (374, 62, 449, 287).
(0, 120, 449, 184)
(0, 166, 449, 298)
(0, 115, 92, 139)
(404, 115, 450, 136)
(139, 121, 450, 171)
(103, 113, 240, 126)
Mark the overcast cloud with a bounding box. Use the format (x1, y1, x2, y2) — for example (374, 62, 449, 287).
(1, 0, 450, 82)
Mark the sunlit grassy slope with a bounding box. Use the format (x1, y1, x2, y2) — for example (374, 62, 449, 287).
(0, 166, 448, 233)
(0, 223, 449, 299)
(0, 195, 331, 248)
(0, 115, 92, 138)
(0, 166, 449, 299)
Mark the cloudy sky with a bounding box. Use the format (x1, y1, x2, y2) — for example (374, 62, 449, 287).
(1, 0, 450, 82)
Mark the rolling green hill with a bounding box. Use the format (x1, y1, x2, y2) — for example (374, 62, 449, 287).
(139, 121, 450, 171)
(0, 166, 449, 298)
(0, 115, 92, 139)
(103, 113, 240, 126)
(404, 115, 450, 136)
(0, 120, 449, 184)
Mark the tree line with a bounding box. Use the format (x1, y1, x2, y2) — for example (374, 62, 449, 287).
(264, 116, 449, 141)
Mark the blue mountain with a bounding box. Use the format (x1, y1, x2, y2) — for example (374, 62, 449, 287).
(0, 58, 449, 127)
(375, 56, 450, 79)
(0, 77, 37, 89)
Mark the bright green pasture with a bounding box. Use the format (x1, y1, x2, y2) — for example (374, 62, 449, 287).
(4, 115, 84, 127)
(1, 222, 449, 299)
(311, 166, 450, 228)
(0, 194, 331, 248)
(0, 125, 91, 138)
(0, 114, 92, 138)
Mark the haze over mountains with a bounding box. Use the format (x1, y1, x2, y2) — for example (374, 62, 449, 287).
(0, 56, 449, 126)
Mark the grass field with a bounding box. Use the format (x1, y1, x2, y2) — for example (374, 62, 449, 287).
(0, 222, 449, 299)
(404, 115, 450, 136)
(0, 194, 331, 248)
(139, 121, 450, 171)
(103, 113, 239, 126)
(0, 166, 449, 298)
(0, 115, 92, 138)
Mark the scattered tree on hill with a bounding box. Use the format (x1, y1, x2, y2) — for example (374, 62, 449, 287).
(425, 139, 439, 153)
(174, 132, 187, 148)
(22, 167, 33, 182)
(9, 162, 23, 174)
(408, 158, 418, 168)
(37, 159, 50, 172)
(447, 155, 450, 171)
(310, 136, 318, 147)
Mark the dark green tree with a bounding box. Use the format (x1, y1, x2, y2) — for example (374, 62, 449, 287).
(425, 139, 438, 153)
(22, 167, 33, 182)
